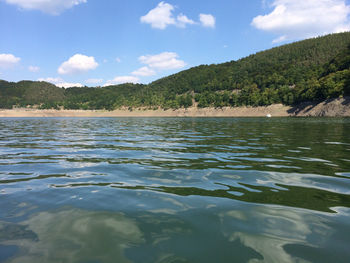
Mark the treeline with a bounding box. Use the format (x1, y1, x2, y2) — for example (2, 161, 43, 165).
(1, 32, 350, 110)
(0, 80, 65, 109)
(149, 32, 350, 107)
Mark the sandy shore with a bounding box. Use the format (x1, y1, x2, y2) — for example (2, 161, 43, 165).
(1, 97, 349, 117)
(0, 104, 292, 118)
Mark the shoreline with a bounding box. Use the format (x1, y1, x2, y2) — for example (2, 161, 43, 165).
(0, 97, 349, 117)
(0, 104, 291, 118)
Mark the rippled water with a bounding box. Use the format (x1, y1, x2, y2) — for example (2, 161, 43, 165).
(0, 117, 350, 263)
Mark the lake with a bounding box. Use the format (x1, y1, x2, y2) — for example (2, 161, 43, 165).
(0, 117, 349, 263)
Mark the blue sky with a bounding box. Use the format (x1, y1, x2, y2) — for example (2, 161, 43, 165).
(1, 0, 350, 87)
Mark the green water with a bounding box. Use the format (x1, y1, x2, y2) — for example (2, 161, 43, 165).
(0, 118, 349, 263)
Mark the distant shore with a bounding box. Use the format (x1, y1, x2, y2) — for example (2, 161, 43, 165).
(0, 104, 291, 117)
(0, 97, 349, 117)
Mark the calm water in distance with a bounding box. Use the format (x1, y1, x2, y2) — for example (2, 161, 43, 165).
(0, 117, 350, 263)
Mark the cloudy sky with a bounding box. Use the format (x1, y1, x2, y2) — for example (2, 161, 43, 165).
(1, 0, 350, 87)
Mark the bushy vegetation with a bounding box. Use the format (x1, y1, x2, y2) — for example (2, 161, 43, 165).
(0, 80, 65, 109)
(1, 32, 350, 110)
(149, 32, 350, 107)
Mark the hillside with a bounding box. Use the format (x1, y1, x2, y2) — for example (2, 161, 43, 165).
(0, 80, 65, 109)
(1, 32, 350, 110)
(149, 32, 350, 107)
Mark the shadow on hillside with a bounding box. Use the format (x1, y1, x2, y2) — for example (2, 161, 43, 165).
(288, 97, 350, 115)
(341, 96, 350, 105)
(287, 101, 318, 116)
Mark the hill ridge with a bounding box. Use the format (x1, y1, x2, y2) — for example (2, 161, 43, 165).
(1, 32, 350, 110)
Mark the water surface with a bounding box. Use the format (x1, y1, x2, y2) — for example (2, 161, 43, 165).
(0, 117, 349, 263)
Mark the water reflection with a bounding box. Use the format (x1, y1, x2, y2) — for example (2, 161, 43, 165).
(219, 206, 350, 263)
(2, 204, 348, 263)
(1, 208, 143, 263)
(49, 180, 350, 213)
(0, 118, 350, 262)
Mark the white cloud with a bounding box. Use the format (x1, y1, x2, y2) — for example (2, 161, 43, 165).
(141, 2, 211, 29)
(38, 77, 62, 83)
(0, 53, 20, 68)
(105, 52, 186, 84)
(252, 0, 350, 42)
(28, 65, 40, 72)
(58, 54, 98, 75)
(38, 77, 83, 88)
(115, 57, 121, 63)
(139, 52, 186, 71)
(199, 14, 216, 28)
(86, 78, 103, 84)
(132, 66, 156, 77)
(140, 2, 176, 29)
(104, 76, 140, 86)
(5, 0, 87, 15)
(272, 35, 287, 44)
(177, 14, 196, 28)
(57, 82, 84, 88)
(106, 52, 185, 83)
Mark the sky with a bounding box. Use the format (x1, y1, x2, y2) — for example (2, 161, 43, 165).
(1, 0, 350, 87)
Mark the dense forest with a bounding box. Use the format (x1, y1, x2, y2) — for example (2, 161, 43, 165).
(1, 32, 350, 110)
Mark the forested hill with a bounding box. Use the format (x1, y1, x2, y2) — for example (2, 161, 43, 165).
(1, 32, 350, 110)
(149, 32, 350, 107)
